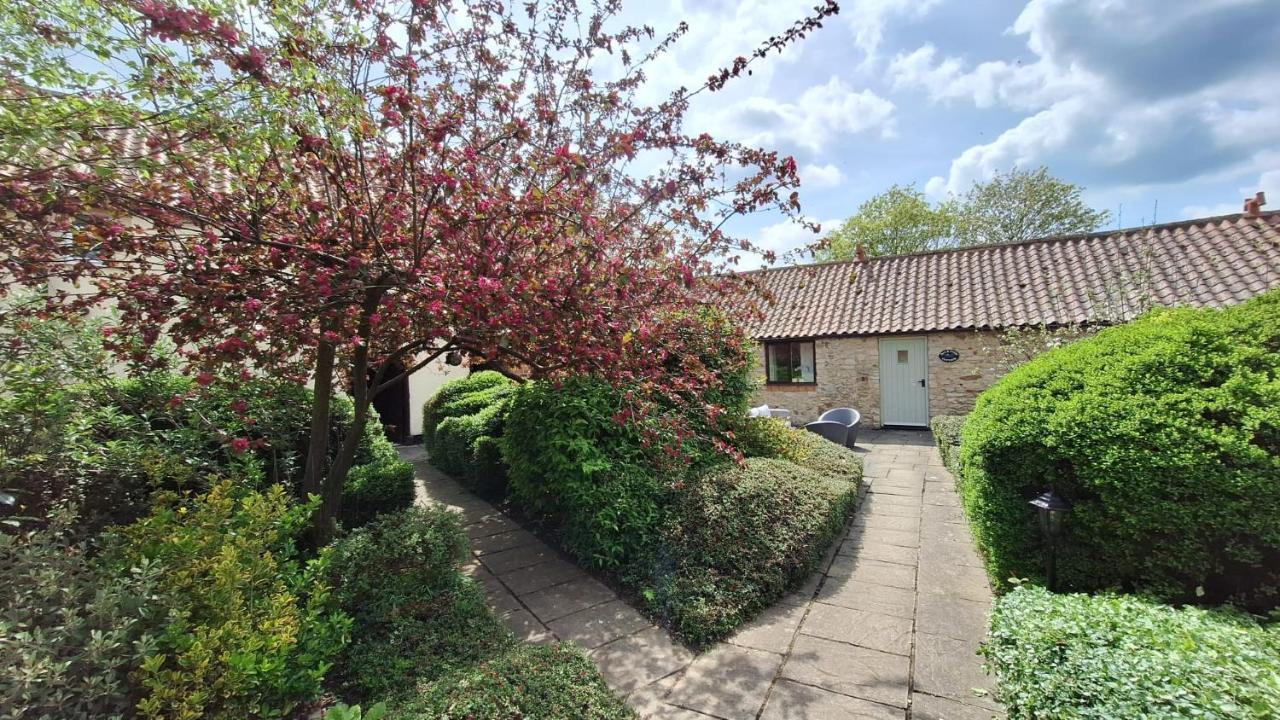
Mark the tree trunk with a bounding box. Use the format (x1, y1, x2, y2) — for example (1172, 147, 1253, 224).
(302, 337, 337, 545)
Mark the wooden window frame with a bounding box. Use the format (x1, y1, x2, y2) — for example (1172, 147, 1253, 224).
(764, 340, 818, 386)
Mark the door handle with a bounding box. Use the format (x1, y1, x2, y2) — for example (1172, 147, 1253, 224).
(919, 379, 926, 387)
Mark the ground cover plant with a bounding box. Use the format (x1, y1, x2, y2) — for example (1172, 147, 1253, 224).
(327, 507, 635, 719)
(959, 290, 1280, 608)
(985, 586, 1280, 719)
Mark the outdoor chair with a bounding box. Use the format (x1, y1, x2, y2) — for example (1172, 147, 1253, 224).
(818, 407, 861, 448)
(749, 404, 792, 421)
(803, 420, 849, 446)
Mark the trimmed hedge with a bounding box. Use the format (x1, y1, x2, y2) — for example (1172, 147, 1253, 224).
(329, 507, 631, 717)
(395, 644, 637, 720)
(736, 416, 863, 480)
(985, 586, 1280, 719)
(960, 291, 1280, 607)
(502, 377, 666, 571)
(929, 414, 965, 474)
(423, 372, 515, 496)
(422, 371, 514, 451)
(653, 457, 860, 646)
(340, 459, 416, 529)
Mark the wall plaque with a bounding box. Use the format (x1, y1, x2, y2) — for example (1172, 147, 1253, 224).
(938, 349, 960, 363)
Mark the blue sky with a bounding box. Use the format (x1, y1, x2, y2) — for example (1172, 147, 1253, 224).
(616, 0, 1280, 264)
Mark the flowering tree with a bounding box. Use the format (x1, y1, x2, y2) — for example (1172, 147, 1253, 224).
(0, 0, 837, 539)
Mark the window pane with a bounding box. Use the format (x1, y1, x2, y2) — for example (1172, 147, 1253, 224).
(897, 349, 909, 364)
(767, 344, 790, 382)
(798, 342, 815, 382)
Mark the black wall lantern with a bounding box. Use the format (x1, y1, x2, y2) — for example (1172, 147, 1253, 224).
(445, 350, 464, 366)
(1029, 489, 1072, 590)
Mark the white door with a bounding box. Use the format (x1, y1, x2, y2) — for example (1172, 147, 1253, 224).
(879, 338, 929, 427)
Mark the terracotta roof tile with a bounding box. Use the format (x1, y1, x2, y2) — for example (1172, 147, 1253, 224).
(741, 212, 1280, 339)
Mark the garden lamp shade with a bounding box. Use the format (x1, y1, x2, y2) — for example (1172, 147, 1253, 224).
(445, 350, 464, 366)
(1030, 489, 1072, 539)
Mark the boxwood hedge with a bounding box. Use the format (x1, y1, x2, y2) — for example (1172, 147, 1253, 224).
(960, 291, 1280, 608)
(985, 586, 1280, 719)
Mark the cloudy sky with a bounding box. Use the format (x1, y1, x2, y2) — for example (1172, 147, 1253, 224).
(615, 0, 1280, 263)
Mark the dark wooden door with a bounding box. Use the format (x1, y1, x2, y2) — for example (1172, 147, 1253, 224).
(370, 362, 411, 444)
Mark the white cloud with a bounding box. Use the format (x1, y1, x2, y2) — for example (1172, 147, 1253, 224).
(801, 163, 846, 189)
(710, 77, 896, 153)
(897, 0, 1280, 197)
(1182, 169, 1280, 218)
(754, 216, 843, 263)
(847, 0, 943, 62)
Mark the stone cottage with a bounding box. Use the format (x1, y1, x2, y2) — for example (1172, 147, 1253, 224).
(740, 211, 1280, 427)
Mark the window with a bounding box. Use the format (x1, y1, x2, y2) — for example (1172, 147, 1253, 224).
(765, 341, 816, 384)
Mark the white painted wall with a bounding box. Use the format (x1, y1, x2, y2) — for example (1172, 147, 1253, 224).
(405, 355, 467, 437)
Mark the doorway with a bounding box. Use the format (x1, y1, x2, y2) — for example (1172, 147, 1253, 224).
(878, 337, 929, 427)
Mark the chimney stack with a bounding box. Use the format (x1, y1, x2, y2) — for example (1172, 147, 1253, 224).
(1243, 191, 1266, 217)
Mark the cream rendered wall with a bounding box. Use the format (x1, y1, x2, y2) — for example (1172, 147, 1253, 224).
(751, 330, 1008, 427)
(405, 356, 468, 437)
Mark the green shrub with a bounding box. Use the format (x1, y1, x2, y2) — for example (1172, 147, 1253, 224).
(985, 586, 1280, 719)
(432, 400, 510, 495)
(328, 507, 511, 701)
(422, 371, 515, 449)
(653, 458, 860, 646)
(929, 414, 966, 474)
(0, 520, 163, 720)
(395, 643, 637, 720)
(960, 292, 1280, 607)
(788, 431, 863, 480)
(105, 481, 350, 720)
(734, 416, 806, 459)
(735, 418, 863, 481)
(340, 458, 415, 529)
(502, 377, 666, 570)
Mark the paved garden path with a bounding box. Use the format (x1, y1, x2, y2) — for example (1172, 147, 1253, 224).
(399, 430, 1003, 719)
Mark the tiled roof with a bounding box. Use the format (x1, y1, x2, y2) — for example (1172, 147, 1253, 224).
(742, 212, 1280, 339)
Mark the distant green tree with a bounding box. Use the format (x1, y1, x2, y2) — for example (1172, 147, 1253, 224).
(819, 168, 1110, 261)
(955, 166, 1111, 246)
(817, 184, 958, 260)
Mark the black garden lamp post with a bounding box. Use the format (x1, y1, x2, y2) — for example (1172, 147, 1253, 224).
(1029, 489, 1072, 590)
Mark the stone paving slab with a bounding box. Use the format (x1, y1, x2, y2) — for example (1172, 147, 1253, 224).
(800, 603, 913, 657)
(761, 680, 905, 720)
(591, 626, 694, 694)
(521, 576, 616, 622)
(782, 634, 911, 708)
(728, 600, 808, 654)
(665, 644, 784, 720)
(546, 599, 653, 650)
(399, 430, 1004, 719)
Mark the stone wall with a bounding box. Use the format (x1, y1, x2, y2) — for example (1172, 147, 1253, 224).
(751, 330, 1007, 426)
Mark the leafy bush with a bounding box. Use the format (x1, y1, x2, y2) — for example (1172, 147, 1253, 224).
(652, 458, 861, 646)
(328, 507, 511, 701)
(0, 520, 163, 720)
(960, 292, 1280, 607)
(422, 371, 514, 450)
(929, 414, 966, 474)
(340, 458, 416, 529)
(985, 586, 1280, 719)
(502, 376, 667, 570)
(432, 401, 510, 495)
(105, 482, 350, 720)
(734, 416, 806, 459)
(396, 643, 637, 720)
(735, 418, 862, 480)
